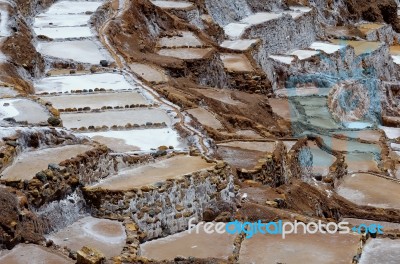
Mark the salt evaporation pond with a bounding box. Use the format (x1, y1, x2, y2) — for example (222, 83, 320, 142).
(91, 155, 214, 191)
(38, 39, 111, 64)
(84, 128, 186, 152)
(337, 173, 400, 209)
(47, 216, 126, 258)
(140, 223, 235, 261)
(359, 238, 400, 264)
(1, 145, 93, 181)
(45, 1, 103, 14)
(34, 14, 91, 27)
(0, 98, 50, 123)
(43, 92, 149, 109)
(0, 244, 72, 264)
(35, 73, 138, 93)
(61, 108, 171, 129)
(34, 27, 93, 39)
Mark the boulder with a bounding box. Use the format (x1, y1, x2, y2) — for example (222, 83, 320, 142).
(77, 246, 105, 264)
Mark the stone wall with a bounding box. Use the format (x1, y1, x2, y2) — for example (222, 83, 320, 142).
(237, 141, 291, 186)
(2, 144, 117, 207)
(203, 0, 252, 27)
(83, 161, 235, 241)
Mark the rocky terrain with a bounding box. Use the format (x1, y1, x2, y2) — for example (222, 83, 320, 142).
(0, 0, 400, 263)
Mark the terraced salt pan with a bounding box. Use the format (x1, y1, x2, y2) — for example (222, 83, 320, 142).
(239, 231, 360, 264)
(186, 108, 223, 130)
(35, 73, 137, 93)
(357, 23, 385, 35)
(157, 32, 203, 48)
(319, 135, 381, 153)
(140, 223, 235, 261)
(193, 88, 244, 105)
(1, 145, 93, 181)
(333, 130, 382, 142)
(289, 49, 319, 60)
(380, 126, 400, 139)
(220, 53, 254, 72)
(337, 173, 400, 209)
(91, 155, 214, 190)
(84, 128, 186, 152)
(220, 39, 259, 51)
(47, 216, 126, 258)
(274, 87, 331, 97)
(0, 244, 72, 264)
(157, 48, 213, 60)
(151, 1, 194, 9)
(269, 55, 295, 64)
(130, 63, 169, 84)
(268, 98, 298, 121)
(0, 87, 18, 97)
(0, 98, 50, 123)
(43, 92, 148, 110)
(45, 1, 103, 14)
(308, 141, 336, 176)
(217, 146, 265, 169)
(61, 108, 171, 129)
(34, 14, 91, 27)
(345, 153, 380, 173)
(310, 42, 344, 54)
(223, 13, 282, 39)
(34, 26, 93, 39)
(331, 39, 382, 56)
(38, 39, 111, 64)
(359, 238, 400, 264)
(218, 141, 275, 153)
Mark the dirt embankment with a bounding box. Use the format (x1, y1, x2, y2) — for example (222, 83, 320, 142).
(0, 0, 55, 93)
(0, 187, 45, 249)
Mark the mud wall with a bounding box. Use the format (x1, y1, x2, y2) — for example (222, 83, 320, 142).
(83, 162, 235, 240)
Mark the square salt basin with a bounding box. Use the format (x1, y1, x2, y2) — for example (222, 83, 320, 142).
(0, 98, 50, 124)
(129, 63, 169, 84)
(239, 232, 360, 264)
(359, 238, 400, 264)
(336, 173, 400, 209)
(83, 128, 187, 152)
(186, 108, 223, 130)
(220, 53, 254, 72)
(157, 31, 203, 48)
(43, 92, 148, 110)
(90, 155, 214, 191)
(45, 1, 103, 15)
(140, 223, 236, 261)
(60, 108, 171, 129)
(1, 145, 93, 181)
(34, 14, 91, 27)
(218, 141, 276, 153)
(35, 73, 138, 93)
(157, 48, 213, 60)
(34, 26, 93, 39)
(38, 39, 111, 64)
(47, 216, 126, 258)
(0, 244, 72, 264)
(150, 1, 194, 9)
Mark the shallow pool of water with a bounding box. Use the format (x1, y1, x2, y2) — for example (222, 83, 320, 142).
(35, 73, 137, 93)
(61, 108, 171, 129)
(337, 173, 400, 209)
(47, 216, 126, 258)
(91, 155, 214, 190)
(38, 39, 111, 64)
